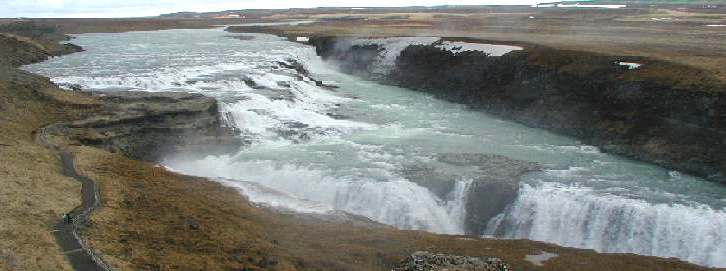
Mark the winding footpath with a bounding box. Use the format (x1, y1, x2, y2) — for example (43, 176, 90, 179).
(37, 124, 112, 271)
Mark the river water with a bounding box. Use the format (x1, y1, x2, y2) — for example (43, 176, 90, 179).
(25, 28, 726, 268)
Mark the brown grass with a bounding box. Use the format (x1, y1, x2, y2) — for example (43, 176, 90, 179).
(0, 68, 98, 271)
(245, 7, 726, 83)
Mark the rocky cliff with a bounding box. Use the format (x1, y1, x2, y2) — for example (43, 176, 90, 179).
(42, 91, 242, 162)
(0, 22, 83, 68)
(310, 36, 726, 184)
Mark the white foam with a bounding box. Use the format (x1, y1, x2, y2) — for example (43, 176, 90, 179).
(618, 61, 642, 70)
(165, 157, 468, 234)
(216, 178, 334, 214)
(488, 182, 726, 268)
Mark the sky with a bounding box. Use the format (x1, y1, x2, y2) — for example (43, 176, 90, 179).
(1, 0, 543, 18)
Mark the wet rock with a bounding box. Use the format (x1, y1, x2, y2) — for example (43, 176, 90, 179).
(399, 165, 457, 200)
(436, 153, 540, 235)
(393, 251, 511, 271)
(49, 91, 242, 162)
(275, 128, 312, 143)
(325, 112, 349, 120)
(256, 88, 297, 101)
(57, 82, 83, 91)
(241, 76, 264, 89)
(277, 59, 310, 77)
(278, 59, 340, 89)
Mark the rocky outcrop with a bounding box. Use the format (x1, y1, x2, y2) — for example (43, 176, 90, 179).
(401, 153, 540, 235)
(440, 153, 539, 235)
(45, 91, 242, 162)
(393, 251, 511, 271)
(311, 36, 726, 184)
(0, 32, 82, 68)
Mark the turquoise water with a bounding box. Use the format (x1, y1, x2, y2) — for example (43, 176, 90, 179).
(25, 28, 726, 267)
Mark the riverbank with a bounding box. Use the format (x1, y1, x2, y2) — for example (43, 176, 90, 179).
(0, 22, 720, 271)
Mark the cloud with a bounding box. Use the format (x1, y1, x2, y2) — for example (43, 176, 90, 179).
(1, 0, 540, 18)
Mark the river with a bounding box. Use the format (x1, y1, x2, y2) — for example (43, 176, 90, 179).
(25, 27, 726, 268)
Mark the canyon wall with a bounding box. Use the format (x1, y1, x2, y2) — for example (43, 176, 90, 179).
(310, 37, 726, 184)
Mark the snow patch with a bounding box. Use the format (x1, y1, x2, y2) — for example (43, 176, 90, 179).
(436, 41, 523, 56)
(618, 61, 642, 70)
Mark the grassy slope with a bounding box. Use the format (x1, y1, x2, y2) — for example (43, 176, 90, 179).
(0, 67, 98, 270)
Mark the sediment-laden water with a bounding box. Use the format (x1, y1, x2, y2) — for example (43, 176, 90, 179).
(25, 28, 726, 268)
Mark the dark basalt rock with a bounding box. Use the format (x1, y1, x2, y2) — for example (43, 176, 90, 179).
(311, 37, 384, 79)
(56, 91, 243, 162)
(311, 36, 726, 184)
(399, 165, 457, 200)
(401, 153, 540, 235)
(393, 251, 511, 271)
(437, 153, 540, 235)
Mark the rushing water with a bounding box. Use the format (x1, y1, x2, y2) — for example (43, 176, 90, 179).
(25, 28, 726, 268)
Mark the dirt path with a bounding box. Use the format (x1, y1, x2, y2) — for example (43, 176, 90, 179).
(37, 125, 111, 271)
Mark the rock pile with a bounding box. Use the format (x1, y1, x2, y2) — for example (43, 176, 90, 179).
(393, 251, 511, 271)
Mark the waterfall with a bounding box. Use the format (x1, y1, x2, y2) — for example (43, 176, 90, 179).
(166, 158, 471, 235)
(486, 182, 726, 268)
(344, 37, 440, 76)
(445, 178, 474, 230)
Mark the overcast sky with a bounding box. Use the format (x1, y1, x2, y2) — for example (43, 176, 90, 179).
(2, 0, 542, 18)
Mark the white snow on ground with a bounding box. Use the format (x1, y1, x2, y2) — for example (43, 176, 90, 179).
(435, 41, 523, 56)
(618, 61, 642, 70)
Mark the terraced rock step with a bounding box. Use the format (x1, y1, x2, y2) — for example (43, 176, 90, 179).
(44, 91, 243, 162)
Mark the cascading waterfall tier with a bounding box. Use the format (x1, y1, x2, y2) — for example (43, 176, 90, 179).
(486, 181, 726, 268)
